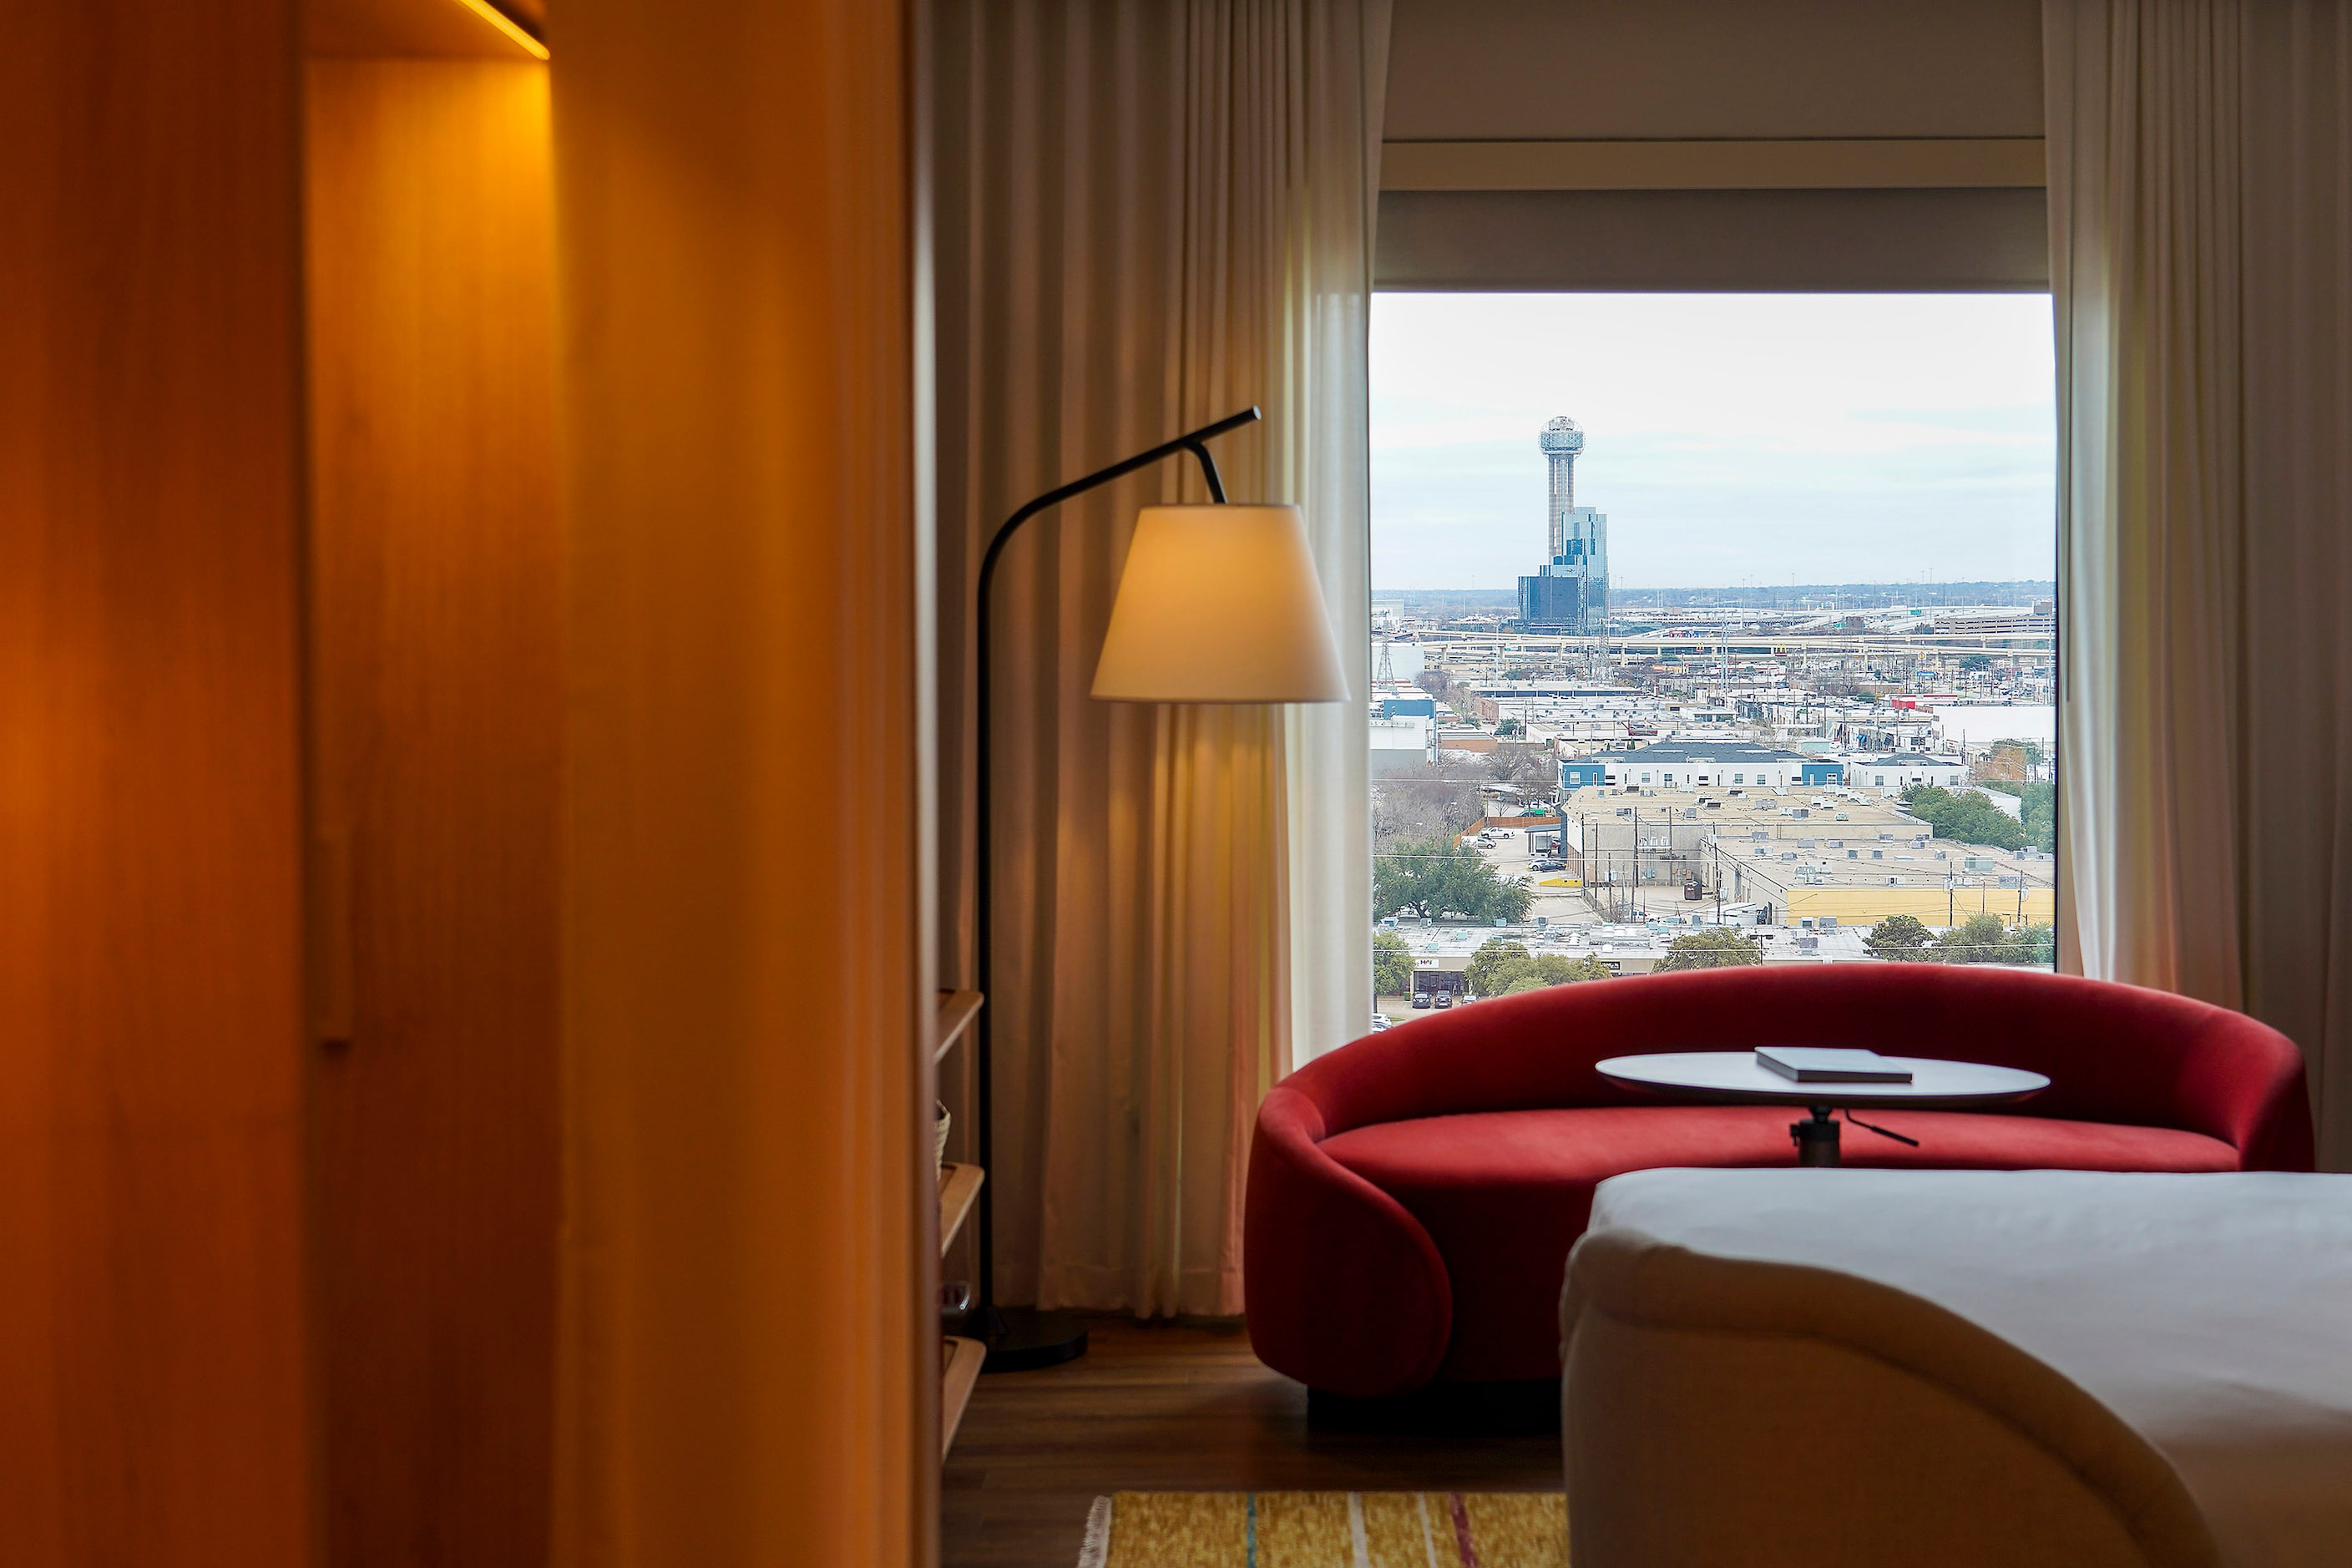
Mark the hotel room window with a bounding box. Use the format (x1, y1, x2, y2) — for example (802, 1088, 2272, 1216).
(1368, 294, 2057, 1014)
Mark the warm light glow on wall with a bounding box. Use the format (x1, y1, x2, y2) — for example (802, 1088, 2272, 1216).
(454, 0, 549, 59)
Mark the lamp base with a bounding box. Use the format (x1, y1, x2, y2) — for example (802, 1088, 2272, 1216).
(980, 1306, 1090, 1373)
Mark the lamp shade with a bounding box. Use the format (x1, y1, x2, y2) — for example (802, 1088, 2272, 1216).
(1090, 504, 1350, 703)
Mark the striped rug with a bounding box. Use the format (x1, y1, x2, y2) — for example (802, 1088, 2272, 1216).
(1075, 1491, 1565, 1567)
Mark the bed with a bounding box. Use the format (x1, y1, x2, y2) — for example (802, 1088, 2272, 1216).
(1560, 1169, 2352, 1568)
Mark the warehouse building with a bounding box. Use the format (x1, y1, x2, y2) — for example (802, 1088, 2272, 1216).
(1570, 738, 1813, 792)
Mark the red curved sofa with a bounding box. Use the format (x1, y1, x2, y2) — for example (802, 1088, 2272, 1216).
(1244, 964, 2314, 1400)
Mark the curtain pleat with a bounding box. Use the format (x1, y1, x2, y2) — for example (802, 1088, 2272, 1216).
(935, 0, 1385, 1315)
(2049, 0, 2352, 1166)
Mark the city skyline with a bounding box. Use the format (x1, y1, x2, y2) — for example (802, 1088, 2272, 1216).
(1372, 292, 2059, 592)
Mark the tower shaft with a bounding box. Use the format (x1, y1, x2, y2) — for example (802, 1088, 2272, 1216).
(1547, 449, 1576, 556)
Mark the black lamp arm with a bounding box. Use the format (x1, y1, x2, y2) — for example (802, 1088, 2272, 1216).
(965, 404, 1259, 1353)
(974, 405, 1258, 603)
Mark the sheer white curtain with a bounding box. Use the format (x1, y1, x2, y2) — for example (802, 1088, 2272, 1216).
(2048, 0, 2352, 1166)
(934, 0, 1386, 1315)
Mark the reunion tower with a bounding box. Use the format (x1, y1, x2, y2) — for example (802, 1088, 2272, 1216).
(1540, 414, 1586, 558)
(1519, 415, 1610, 635)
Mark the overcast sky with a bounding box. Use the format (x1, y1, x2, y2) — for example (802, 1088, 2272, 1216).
(1370, 292, 2058, 592)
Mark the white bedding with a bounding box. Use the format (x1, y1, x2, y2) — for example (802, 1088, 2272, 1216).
(1588, 1169, 2352, 1568)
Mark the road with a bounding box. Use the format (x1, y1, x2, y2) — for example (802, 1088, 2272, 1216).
(1473, 823, 1606, 930)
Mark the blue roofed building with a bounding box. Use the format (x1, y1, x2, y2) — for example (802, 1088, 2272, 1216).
(1559, 759, 1611, 790)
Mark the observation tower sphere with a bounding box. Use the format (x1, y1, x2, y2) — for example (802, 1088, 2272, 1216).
(1538, 415, 1585, 457)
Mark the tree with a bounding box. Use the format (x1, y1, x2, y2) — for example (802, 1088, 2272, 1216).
(1936, 913, 2013, 964)
(1373, 930, 1414, 997)
(1373, 839, 1533, 924)
(1902, 784, 2029, 852)
(1530, 952, 1613, 985)
(1472, 942, 1612, 997)
(1864, 913, 1934, 959)
(1495, 718, 1525, 738)
(2011, 922, 2058, 965)
(1485, 741, 1546, 787)
(1959, 652, 1992, 671)
(1465, 938, 1532, 997)
(1370, 764, 1483, 857)
(1372, 843, 1437, 919)
(1652, 927, 1764, 971)
(2017, 780, 2056, 853)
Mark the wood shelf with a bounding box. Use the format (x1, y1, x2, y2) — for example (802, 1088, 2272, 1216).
(934, 993, 989, 1466)
(941, 1335, 987, 1459)
(935, 989, 983, 1063)
(938, 1161, 984, 1258)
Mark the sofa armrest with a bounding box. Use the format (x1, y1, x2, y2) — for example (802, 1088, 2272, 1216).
(2169, 1013, 2315, 1171)
(1243, 1086, 1452, 1399)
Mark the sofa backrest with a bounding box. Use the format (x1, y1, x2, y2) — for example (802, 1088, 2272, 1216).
(1287, 966, 2312, 1167)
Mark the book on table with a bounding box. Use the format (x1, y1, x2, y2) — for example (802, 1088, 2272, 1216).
(1753, 1047, 1914, 1084)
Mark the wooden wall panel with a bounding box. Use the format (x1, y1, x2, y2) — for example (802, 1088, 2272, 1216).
(0, 4, 313, 1566)
(552, 2, 934, 1565)
(303, 58, 562, 1568)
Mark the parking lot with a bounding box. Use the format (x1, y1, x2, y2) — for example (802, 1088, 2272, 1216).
(1467, 823, 1604, 931)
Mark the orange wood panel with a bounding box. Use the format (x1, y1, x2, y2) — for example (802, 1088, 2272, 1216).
(552, 1, 933, 1564)
(303, 58, 562, 1568)
(0, 4, 314, 1566)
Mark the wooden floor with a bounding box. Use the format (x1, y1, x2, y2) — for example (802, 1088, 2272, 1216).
(942, 1318, 1561, 1568)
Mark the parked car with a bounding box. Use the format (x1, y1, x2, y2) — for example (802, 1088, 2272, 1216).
(1368, 1014, 1392, 1031)
(1433, 994, 1454, 1009)
(1410, 993, 1433, 1009)
(1533, 857, 1566, 872)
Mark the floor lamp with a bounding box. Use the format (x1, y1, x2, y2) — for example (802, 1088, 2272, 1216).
(972, 407, 1351, 1370)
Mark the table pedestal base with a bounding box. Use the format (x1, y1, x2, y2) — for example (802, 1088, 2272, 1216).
(1791, 1105, 1842, 1166)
